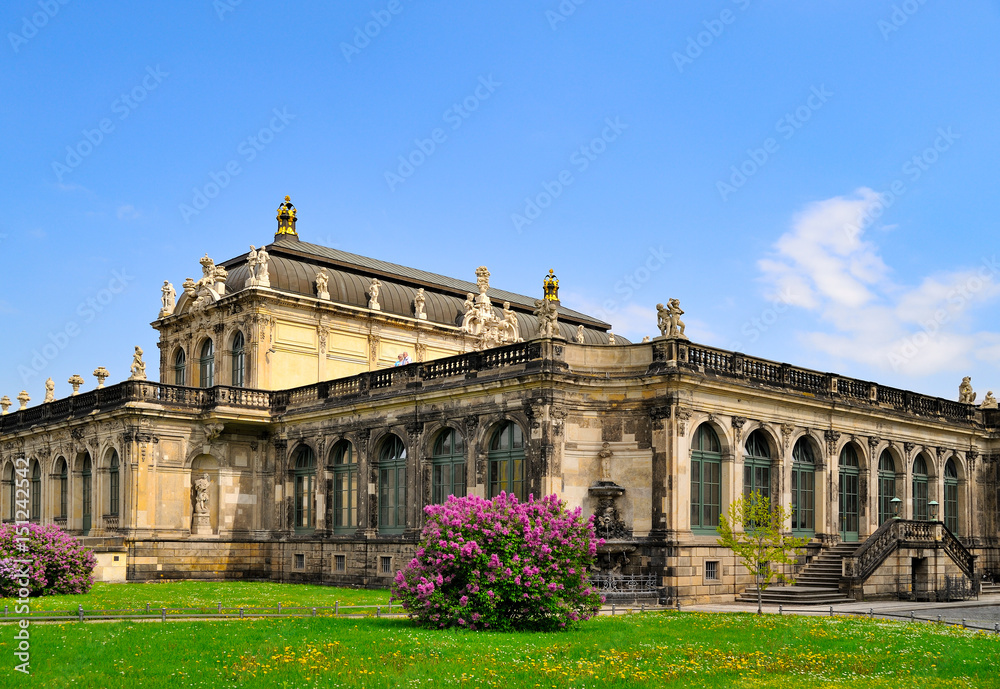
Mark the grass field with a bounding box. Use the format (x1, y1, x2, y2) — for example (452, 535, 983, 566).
(0, 580, 391, 612)
(1, 610, 998, 687)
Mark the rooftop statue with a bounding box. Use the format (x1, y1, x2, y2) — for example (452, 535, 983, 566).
(959, 376, 976, 404)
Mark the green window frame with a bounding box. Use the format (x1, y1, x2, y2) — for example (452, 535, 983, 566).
(231, 331, 245, 388)
(912, 454, 929, 521)
(839, 444, 861, 540)
(330, 440, 357, 533)
(378, 435, 407, 534)
(108, 452, 120, 517)
(431, 428, 466, 504)
(877, 450, 896, 525)
(791, 438, 815, 535)
(82, 456, 92, 535)
(293, 446, 316, 533)
(29, 461, 41, 522)
(174, 348, 186, 386)
(690, 424, 722, 533)
(944, 459, 959, 533)
(743, 430, 772, 502)
(488, 422, 525, 501)
(199, 339, 214, 388)
(58, 458, 68, 519)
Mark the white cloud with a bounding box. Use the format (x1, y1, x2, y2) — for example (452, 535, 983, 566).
(117, 205, 141, 221)
(759, 189, 1000, 377)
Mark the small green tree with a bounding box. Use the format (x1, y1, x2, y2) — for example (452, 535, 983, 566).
(717, 491, 810, 614)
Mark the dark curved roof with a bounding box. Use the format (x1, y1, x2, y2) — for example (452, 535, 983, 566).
(216, 236, 628, 345)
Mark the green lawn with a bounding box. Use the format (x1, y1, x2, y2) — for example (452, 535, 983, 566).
(0, 580, 390, 613)
(1, 611, 998, 687)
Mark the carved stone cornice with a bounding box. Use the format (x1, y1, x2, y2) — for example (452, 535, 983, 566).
(868, 436, 881, 454)
(780, 424, 795, 449)
(824, 430, 841, 456)
(675, 408, 692, 436)
(731, 415, 747, 443)
(904, 442, 916, 459)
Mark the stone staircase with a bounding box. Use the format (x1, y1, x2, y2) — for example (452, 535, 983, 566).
(737, 543, 856, 606)
(982, 581, 1000, 595)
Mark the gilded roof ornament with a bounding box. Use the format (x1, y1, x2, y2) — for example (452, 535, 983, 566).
(543, 269, 559, 301)
(276, 195, 298, 237)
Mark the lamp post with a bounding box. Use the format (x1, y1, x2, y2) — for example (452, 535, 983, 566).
(891, 497, 902, 520)
(928, 500, 939, 521)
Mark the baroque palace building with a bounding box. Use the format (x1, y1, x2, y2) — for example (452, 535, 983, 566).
(1, 198, 998, 602)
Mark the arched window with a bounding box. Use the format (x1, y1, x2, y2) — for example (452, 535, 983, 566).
(231, 331, 245, 388)
(199, 340, 215, 388)
(791, 438, 815, 535)
(174, 349, 187, 386)
(743, 430, 771, 501)
(3, 463, 14, 522)
(108, 451, 120, 517)
(378, 435, 407, 534)
(57, 458, 68, 520)
(82, 456, 92, 535)
(293, 446, 316, 532)
(839, 444, 861, 541)
(944, 459, 959, 533)
(912, 454, 929, 521)
(432, 428, 466, 504)
(330, 440, 356, 533)
(877, 450, 897, 525)
(29, 460, 41, 522)
(690, 424, 722, 533)
(488, 422, 525, 501)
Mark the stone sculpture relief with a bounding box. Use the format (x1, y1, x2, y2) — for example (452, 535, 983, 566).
(413, 287, 426, 320)
(245, 245, 271, 288)
(657, 299, 688, 339)
(982, 391, 997, 409)
(159, 281, 176, 318)
(959, 377, 977, 404)
(460, 268, 523, 349)
(598, 441, 614, 482)
(129, 346, 147, 380)
(368, 278, 382, 310)
(575, 324, 585, 343)
(43, 378, 55, 403)
(315, 268, 330, 300)
(194, 473, 211, 515)
(533, 298, 559, 339)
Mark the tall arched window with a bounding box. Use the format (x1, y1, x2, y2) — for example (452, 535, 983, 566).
(231, 331, 245, 388)
(690, 424, 722, 533)
(432, 428, 466, 504)
(912, 454, 929, 521)
(743, 430, 771, 501)
(330, 440, 356, 533)
(293, 446, 316, 533)
(82, 455, 92, 535)
(3, 463, 14, 521)
(488, 422, 525, 501)
(108, 451, 120, 517)
(174, 349, 187, 386)
(944, 458, 959, 533)
(378, 435, 407, 534)
(839, 444, 861, 541)
(29, 460, 41, 522)
(877, 450, 897, 525)
(57, 458, 68, 520)
(791, 438, 815, 535)
(199, 340, 215, 388)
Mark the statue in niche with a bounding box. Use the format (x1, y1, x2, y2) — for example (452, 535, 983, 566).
(413, 287, 426, 319)
(368, 277, 382, 310)
(129, 346, 147, 380)
(160, 281, 176, 318)
(598, 442, 614, 482)
(315, 268, 330, 300)
(982, 391, 997, 409)
(959, 376, 977, 404)
(575, 324, 585, 343)
(43, 378, 55, 404)
(193, 473, 211, 515)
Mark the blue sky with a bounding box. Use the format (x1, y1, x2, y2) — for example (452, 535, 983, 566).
(2, 0, 999, 403)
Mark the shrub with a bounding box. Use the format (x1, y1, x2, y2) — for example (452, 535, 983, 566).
(392, 492, 602, 631)
(0, 523, 96, 597)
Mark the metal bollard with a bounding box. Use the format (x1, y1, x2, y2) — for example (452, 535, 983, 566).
(4, 605, 7, 618)
(779, 605, 783, 616)
(312, 607, 317, 617)
(389, 601, 392, 613)
(641, 603, 645, 614)
(161, 608, 166, 623)
(611, 604, 615, 616)
(78, 604, 84, 622)
(962, 619, 966, 629)
(869, 608, 874, 619)
(239, 607, 244, 619)
(910, 611, 914, 622)
(334, 601, 339, 615)
(277, 602, 281, 615)
(829, 606, 834, 617)
(376, 605, 381, 618)
(145, 603, 150, 614)
(938, 615, 942, 624)
(218, 602, 222, 614)
(994, 623, 998, 634)
(676, 597, 681, 612)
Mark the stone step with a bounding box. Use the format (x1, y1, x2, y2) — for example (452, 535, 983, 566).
(738, 586, 854, 605)
(982, 583, 1000, 594)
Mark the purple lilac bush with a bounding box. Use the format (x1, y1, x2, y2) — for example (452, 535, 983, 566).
(0, 523, 96, 597)
(392, 492, 603, 632)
